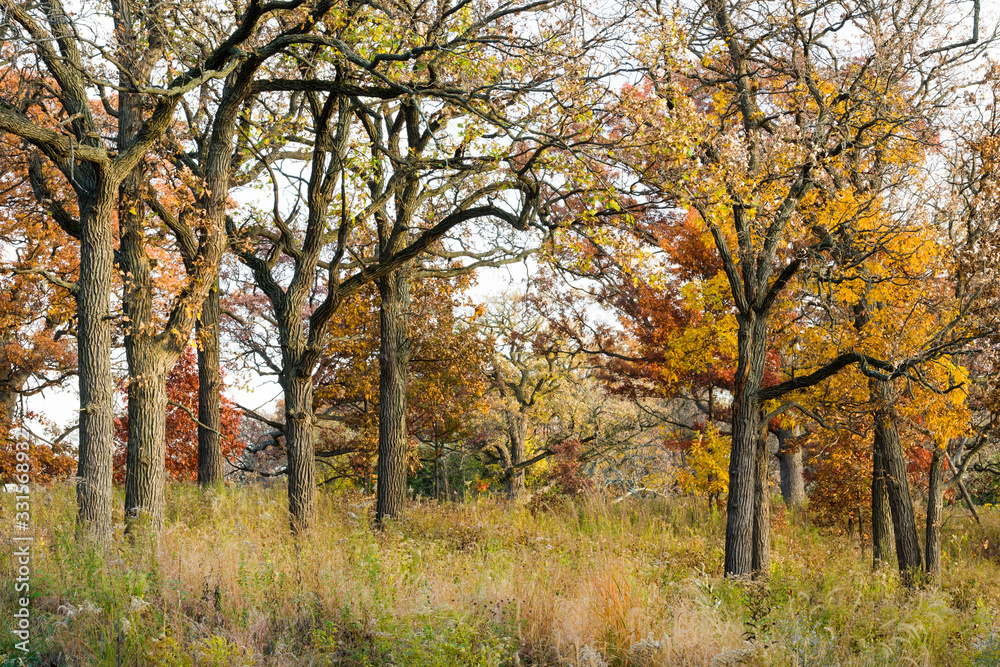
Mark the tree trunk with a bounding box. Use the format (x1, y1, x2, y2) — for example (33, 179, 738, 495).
(75, 185, 116, 539)
(440, 452, 450, 500)
(0, 369, 30, 430)
(775, 428, 806, 510)
(872, 443, 895, 567)
(123, 351, 168, 533)
(725, 313, 768, 578)
(118, 35, 173, 536)
(752, 431, 770, 579)
(434, 445, 441, 499)
(925, 446, 945, 584)
(376, 267, 410, 527)
(493, 365, 529, 501)
(284, 374, 316, 533)
(460, 451, 467, 501)
(872, 379, 922, 585)
(505, 411, 528, 501)
(120, 112, 173, 535)
(197, 280, 224, 487)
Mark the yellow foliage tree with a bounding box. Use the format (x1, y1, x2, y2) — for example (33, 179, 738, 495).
(676, 425, 729, 510)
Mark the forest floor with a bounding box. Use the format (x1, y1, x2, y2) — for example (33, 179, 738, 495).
(2, 484, 1000, 666)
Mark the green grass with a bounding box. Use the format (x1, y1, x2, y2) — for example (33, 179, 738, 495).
(1, 483, 999, 665)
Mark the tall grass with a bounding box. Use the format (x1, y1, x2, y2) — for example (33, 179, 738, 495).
(2, 483, 999, 665)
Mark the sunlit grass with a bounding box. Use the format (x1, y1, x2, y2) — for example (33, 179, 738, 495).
(1, 483, 999, 665)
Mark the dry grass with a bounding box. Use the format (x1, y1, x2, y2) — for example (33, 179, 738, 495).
(1, 483, 999, 666)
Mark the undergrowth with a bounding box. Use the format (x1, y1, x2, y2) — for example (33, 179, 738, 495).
(1, 483, 998, 665)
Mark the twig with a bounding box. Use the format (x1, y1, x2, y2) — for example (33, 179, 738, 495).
(168, 400, 220, 435)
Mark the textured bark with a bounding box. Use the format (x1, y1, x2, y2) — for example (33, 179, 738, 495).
(925, 447, 945, 583)
(376, 267, 411, 526)
(872, 379, 922, 585)
(1, 0, 304, 545)
(751, 433, 770, 579)
(180, 1, 269, 491)
(775, 428, 806, 510)
(850, 298, 898, 568)
(197, 281, 224, 487)
(284, 375, 316, 533)
(75, 184, 116, 539)
(247, 102, 351, 534)
(190, 56, 262, 489)
(123, 354, 168, 532)
(725, 313, 768, 578)
(505, 417, 528, 501)
(872, 444, 895, 567)
(115, 32, 228, 532)
(0, 370, 30, 428)
(119, 63, 171, 535)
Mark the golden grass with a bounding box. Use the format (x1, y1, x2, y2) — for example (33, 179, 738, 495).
(1, 483, 999, 666)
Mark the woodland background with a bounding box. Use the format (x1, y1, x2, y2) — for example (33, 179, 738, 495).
(3, 0, 1000, 664)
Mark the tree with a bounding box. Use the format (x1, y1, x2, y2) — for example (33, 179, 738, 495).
(915, 66, 1000, 581)
(404, 277, 493, 499)
(146, 10, 336, 489)
(624, 0, 989, 579)
(0, 2, 154, 536)
(121, 0, 357, 532)
(0, 0, 328, 537)
(301, 271, 493, 496)
(225, 0, 620, 532)
(780, 174, 981, 579)
(481, 290, 586, 500)
(0, 129, 77, 437)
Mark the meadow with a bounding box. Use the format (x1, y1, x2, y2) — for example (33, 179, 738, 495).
(2, 485, 1000, 666)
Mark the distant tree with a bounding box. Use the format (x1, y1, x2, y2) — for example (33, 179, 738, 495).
(482, 291, 584, 501)
(306, 273, 492, 491)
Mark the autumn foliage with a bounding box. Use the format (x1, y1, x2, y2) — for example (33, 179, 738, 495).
(0, 428, 76, 486)
(3, 0, 1000, 598)
(672, 425, 729, 508)
(113, 348, 242, 482)
(301, 274, 491, 484)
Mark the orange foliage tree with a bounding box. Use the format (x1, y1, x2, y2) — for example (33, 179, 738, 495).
(223, 263, 491, 493)
(304, 274, 490, 489)
(0, 107, 78, 484)
(775, 187, 975, 577)
(113, 348, 242, 482)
